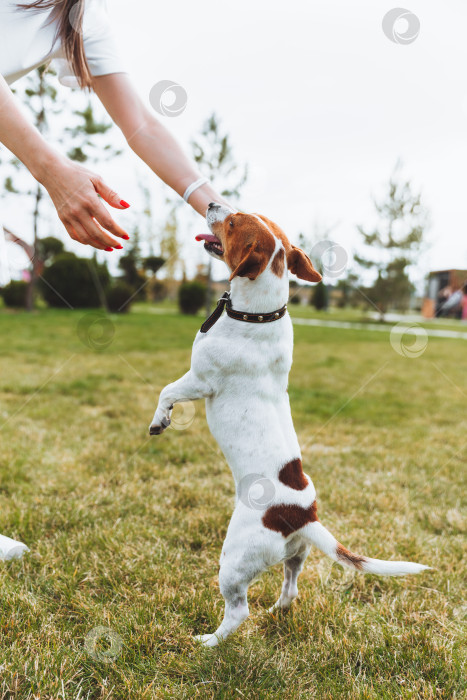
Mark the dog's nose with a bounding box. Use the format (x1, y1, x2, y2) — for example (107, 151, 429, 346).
(208, 202, 220, 210)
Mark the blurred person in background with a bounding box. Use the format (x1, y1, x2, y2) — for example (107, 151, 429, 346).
(462, 283, 467, 321)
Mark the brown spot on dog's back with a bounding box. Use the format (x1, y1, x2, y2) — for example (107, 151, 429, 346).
(262, 500, 318, 537)
(336, 543, 366, 570)
(278, 458, 308, 490)
(271, 248, 285, 277)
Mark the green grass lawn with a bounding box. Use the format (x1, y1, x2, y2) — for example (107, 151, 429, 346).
(0, 308, 465, 699)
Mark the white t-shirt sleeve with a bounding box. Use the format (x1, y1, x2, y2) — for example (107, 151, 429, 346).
(54, 0, 126, 87)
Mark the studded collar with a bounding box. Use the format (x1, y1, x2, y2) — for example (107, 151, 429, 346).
(200, 291, 287, 334)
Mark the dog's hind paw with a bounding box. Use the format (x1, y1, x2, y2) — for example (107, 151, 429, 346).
(193, 633, 220, 648)
(268, 599, 293, 613)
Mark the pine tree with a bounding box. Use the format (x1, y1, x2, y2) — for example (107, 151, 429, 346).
(355, 163, 428, 317)
(66, 100, 122, 164)
(191, 114, 248, 314)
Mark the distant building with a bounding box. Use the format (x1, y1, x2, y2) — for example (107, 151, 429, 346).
(422, 269, 467, 318)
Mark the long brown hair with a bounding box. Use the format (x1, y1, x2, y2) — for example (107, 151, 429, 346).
(17, 0, 92, 88)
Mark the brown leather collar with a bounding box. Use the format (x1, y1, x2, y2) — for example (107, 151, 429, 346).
(200, 291, 287, 334)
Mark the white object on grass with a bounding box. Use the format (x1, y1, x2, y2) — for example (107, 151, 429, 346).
(0, 534, 29, 561)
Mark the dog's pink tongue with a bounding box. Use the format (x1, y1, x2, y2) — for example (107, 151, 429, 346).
(195, 233, 219, 243)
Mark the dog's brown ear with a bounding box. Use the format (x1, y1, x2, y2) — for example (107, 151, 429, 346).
(229, 244, 269, 281)
(287, 245, 322, 283)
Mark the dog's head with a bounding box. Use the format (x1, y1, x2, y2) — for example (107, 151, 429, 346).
(196, 203, 322, 283)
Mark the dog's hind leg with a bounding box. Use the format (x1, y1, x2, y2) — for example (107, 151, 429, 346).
(194, 549, 263, 648)
(268, 541, 311, 612)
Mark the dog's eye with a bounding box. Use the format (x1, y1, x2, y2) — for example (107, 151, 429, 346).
(229, 219, 234, 228)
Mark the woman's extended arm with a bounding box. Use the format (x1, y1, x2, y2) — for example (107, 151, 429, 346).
(92, 73, 232, 216)
(0, 73, 130, 250)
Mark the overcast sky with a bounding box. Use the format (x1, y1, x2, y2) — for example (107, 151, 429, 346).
(2, 0, 467, 286)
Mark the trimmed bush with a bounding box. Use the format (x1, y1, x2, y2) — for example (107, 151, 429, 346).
(106, 281, 134, 313)
(144, 256, 165, 275)
(148, 278, 168, 302)
(178, 281, 206, 315)
(40, 254, 109, 308)
(311, 282, 328, 311)
(36, 236, 64, 264)
(1, 280, 28, 308)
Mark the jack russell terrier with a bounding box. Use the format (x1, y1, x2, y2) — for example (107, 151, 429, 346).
(149, 203, 428, 647)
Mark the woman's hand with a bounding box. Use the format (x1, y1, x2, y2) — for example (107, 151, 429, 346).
(39, 156, 130, 251)
(0, 73, 131, 250)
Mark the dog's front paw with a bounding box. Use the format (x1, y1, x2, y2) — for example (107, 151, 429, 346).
(193, 633, 220, 648)
(149, 415, 171, 436)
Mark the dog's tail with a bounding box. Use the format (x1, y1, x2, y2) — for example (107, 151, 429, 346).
(302, 519, 429, 576)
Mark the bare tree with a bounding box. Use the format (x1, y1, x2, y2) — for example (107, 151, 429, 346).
(0, 66, 58, 309)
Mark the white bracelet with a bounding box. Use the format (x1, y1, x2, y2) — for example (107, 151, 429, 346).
(182, 176, 209, 202)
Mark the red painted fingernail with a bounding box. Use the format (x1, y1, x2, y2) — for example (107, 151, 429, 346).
(122, 234, 130, 240)
(120, 200, 130, 208)
(115, 244, 123, 249)
(105, 247, 113, 252)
